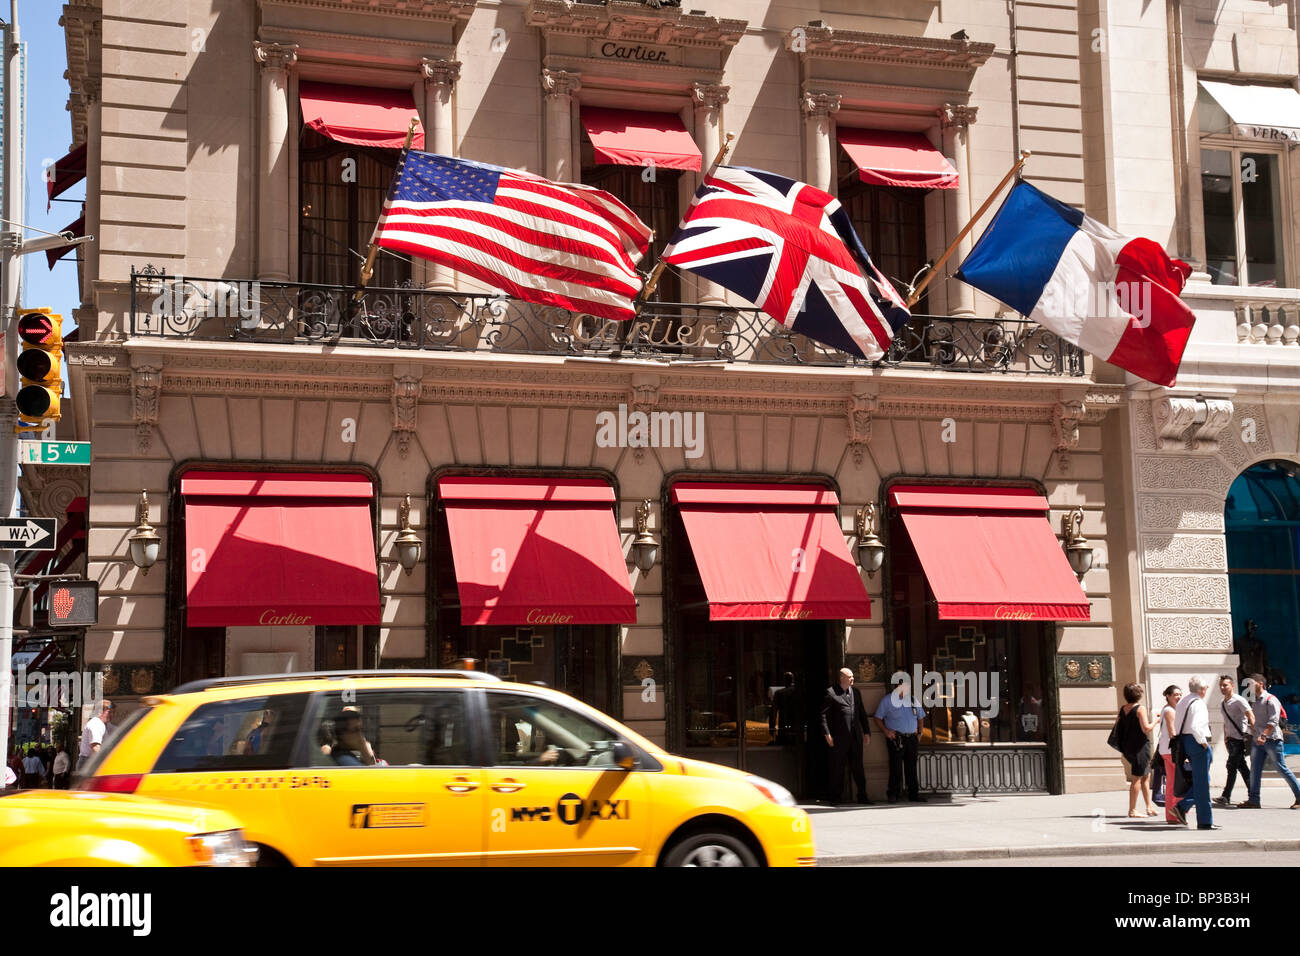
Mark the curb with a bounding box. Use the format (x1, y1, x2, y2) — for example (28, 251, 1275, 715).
(816, 838, 1300, 866)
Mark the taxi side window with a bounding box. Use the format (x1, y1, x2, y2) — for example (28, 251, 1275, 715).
(152, 694, 309, 773)
(304, 690, 470, 768)
(485, 693, 623, 768)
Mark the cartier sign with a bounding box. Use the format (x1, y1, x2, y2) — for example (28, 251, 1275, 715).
(993, 606, 1036, 620)
(259, 610, 312, 626)
(592, 40, 676, 65)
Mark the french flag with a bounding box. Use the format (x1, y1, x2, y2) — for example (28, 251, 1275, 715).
(955, 181, 1195, 387)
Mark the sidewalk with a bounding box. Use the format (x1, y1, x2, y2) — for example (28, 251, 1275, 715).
(808, 786, 1300, 865)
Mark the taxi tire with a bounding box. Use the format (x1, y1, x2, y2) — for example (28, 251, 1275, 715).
(253, 843, 291, 867)
(661, 832, 760, 868)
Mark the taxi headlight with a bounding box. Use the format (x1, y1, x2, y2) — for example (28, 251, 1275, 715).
(746, 774, 797, 807)
(187, 829, 256, 867)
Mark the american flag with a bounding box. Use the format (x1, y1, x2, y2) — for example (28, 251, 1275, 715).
(661, 165, 910, 360)
(374, 150, 651, 321)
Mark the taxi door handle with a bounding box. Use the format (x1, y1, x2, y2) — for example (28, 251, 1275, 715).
(490, 779, 525, 794)
(444, 776, 480, 794)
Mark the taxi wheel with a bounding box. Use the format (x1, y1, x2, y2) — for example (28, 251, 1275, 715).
(662, 833, 759, 868)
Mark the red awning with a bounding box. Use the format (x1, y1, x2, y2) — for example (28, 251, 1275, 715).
(299, 81, 425, 149)
(46, 143, 87, 207)
(837, 128, 958, 189)
(182, 471, 381, 627)
(437, 476, 635, 626)
(581, 106, 702, 172)
(671, 482, 870, 621)
(46, 215, 85, 271)
(889, 484, 1090, 621)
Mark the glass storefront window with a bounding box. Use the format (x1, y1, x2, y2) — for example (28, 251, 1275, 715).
(887, 510, 1054, 748)
(431, 495, 615, 713)
(1226, 461, 1300, 752)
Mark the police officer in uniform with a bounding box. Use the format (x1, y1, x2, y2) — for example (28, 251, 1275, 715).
(820, 667, 872, 804)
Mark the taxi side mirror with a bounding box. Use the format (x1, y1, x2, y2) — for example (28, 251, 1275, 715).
(612, 741, 637, 771)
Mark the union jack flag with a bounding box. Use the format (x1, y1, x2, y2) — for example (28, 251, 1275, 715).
(661, 166, 910, 360)
(374, 150, 651, 321)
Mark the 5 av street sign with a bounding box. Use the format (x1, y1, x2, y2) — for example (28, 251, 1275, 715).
(18, 441, 90, 465)
(0, 518, 56, 550)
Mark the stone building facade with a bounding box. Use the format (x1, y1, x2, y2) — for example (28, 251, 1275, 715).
(52, 0, 1264, 795)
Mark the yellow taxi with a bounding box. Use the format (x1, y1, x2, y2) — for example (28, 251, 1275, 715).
(80, 670, 815, 866)
(0, 790, 256, 866)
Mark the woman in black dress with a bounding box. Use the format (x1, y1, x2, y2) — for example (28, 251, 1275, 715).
(1118, 683, 1159, 818)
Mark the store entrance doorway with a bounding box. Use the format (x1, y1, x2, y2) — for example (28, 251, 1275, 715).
(677, 614, 832, 797)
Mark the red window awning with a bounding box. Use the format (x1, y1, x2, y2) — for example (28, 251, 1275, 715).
(889, 484, 1090, 621)
(182, 471, 381, 628)
(837, 128, 958, 190)
(581, 106, 703, 172)
(437, 476, 635, 626)
(671, 482, 870, 621)
(45, 214, 85, 271)
(46, 143, 87, 207)
(299, 81, 425, 149)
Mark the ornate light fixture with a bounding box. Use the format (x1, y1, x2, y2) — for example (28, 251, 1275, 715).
(126, 491, 161, 574)
(394, 494, 423, 575)
(1061, 507, 1093, 581)
(854, 503, 885, 578)
(632, 499, 658, 572)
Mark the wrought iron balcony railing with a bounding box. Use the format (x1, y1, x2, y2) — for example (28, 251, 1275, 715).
(128, 266, 1085, 376)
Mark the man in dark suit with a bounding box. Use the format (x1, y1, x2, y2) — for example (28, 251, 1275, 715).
(820, 667, 872, 805)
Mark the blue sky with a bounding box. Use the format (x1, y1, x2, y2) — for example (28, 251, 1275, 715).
(20, 1, 81, 330)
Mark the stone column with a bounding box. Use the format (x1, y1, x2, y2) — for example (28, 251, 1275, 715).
(541, 69, 581, 183)
(940, 104, 977, 317)
(420, 58, 461, 292)
(691, 82, 729, 306)
(254, 42, 298, 282)
(79, 77, 102, 310)
(801, 91, 840, 193)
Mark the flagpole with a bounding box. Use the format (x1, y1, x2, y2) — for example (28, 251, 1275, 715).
(353, 117, 420, 302)
(636, 131, 736, 305)
(905, 149, 1030, 308)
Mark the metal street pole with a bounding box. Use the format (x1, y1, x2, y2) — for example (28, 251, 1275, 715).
(0, 0, 21, 762)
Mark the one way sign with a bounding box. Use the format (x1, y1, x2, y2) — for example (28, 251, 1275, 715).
(0, 518, 56, 550)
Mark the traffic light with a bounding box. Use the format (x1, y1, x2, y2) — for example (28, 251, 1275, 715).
(48, 580, 98, 627)
(15, 307, 62, 423)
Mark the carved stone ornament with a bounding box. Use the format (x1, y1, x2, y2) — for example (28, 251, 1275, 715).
(421, 57, 462, 90)
(392, 374, 422, 459)
(846, 389, 877, 467)
(940, 103, 978, 129)
(629, 374, 660, 464)
(633, 659, 654, 681)
(540, 68, 581, 100)
(131, 365, 162, 452)
(802, 90, 842, 117)
(1152, 396, 1235, 452)
(1053, 398, 1085, 471)
(253, 41, 299, 72)
(1065, 659, 1081, 679)
(691, 82, 729, 111)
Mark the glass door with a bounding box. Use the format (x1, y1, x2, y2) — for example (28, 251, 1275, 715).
(678, 619, 829, 795)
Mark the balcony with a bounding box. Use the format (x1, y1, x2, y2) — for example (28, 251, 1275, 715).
(128, 266, 1085, 376)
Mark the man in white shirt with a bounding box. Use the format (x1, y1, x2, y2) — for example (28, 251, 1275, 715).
(51, 746, 71, 789)
(20, 750, 45, 788)
(78, 699, 115, 766)
(1171, 676, 1217, 829)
